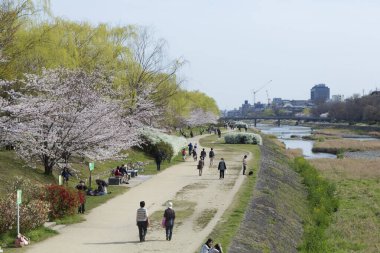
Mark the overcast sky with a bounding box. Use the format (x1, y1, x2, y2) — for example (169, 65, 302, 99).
(50, 0, 380, 110)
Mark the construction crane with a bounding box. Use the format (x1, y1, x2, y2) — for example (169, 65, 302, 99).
(253, 80, 272, 105)
(266, 90, 271, 106)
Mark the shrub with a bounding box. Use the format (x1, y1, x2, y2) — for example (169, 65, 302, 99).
(45, 185, 80, 219)
(141, 139, 174, 162)
(0, 194, 50, 234)
(140, 128, 186, 158)
(224, 132, 262, 145)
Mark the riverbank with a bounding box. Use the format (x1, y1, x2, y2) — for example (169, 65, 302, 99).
(229, 136, 308, 253)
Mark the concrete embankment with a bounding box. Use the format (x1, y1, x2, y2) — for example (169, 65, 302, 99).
(229, 138, 308, 253)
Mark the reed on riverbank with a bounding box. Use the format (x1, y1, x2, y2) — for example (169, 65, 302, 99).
(312, 139, 380, 154)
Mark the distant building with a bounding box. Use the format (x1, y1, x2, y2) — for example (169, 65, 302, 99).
(311, 84, 330, 103)
(331, 94, 344, 102)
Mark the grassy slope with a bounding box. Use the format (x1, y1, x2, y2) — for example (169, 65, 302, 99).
(310, 159, 380, 253)
(0, 148, 183, 250)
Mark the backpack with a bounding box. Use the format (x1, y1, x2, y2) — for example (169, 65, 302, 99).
(209, 150, 214, 158)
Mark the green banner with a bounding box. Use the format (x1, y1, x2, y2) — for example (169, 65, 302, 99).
(89, 162, 95, 171)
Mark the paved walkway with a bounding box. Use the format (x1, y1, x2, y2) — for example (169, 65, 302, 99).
(25, 135, 250, 253)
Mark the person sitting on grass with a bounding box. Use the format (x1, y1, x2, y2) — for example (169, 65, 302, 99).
(88, 179, 108, 196)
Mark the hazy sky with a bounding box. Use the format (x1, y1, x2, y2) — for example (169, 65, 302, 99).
(50, 0, 380, 110)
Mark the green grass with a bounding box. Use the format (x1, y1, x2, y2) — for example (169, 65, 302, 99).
(310, 160, 380, 253)
(199, 134, 260, 251)
(0, 227, 57, 253)
(293, 157, 339, 253)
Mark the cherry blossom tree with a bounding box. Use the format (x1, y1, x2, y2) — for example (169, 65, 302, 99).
(185, 108, 219, 127)
(1, 68, 157, 175)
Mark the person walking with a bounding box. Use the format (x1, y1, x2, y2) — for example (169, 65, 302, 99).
(200, 148, 207, 160)
(61, 167, 72, 185)
(217, 158, 227, 179)
(242, 155, 248, 175)
(192, 149, 197, 161)
(75, 180, 87, 214)
(163, 202, 176, 241)
(136, 201, 149, 242)
(155, 150, 163, 171)
(181, 148, 186, 161)
(200, 238, 213, 253)
(197, 157, 205, 176)
(217, 128, 221, 138)
(209, 148, 215, 167)
(188, 142, 193, 155)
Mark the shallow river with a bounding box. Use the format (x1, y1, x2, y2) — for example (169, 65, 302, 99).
(255, 124, 336, 159)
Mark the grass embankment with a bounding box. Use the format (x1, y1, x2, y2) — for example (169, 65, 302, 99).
(293, 158, 339, 253)
(198, 134, 260, 251)
(310, 158, 380, 252)
(0, 148, 183, 250)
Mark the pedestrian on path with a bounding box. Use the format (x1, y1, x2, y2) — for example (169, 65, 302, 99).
(192, 149, 197, 161)
(188, 142, 193, 155)
(200, 238, 213, 253)
(217, 158, 227, 179)
(200, 148, 207, 160)
(75, 180, 87, 214)
(136, 201, 149, 242)
(217, 128, 221, 138)
(155, 150, 163, 171)
(163, 202, 176, 241)
(181, 148, 186, 161)
(197, 157, 205, 176)
(242, 155, 248, 175)
(209, 148, 215, 167)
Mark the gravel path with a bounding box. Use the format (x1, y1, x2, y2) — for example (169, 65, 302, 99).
(24, 135, 248, 253)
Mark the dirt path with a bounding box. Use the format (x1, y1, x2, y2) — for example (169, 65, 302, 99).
(25, 135, 251, 253)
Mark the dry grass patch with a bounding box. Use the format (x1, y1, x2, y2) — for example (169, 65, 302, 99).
(285, 148, 303, 159)
(310, 158, 380, 180)
(313, 128, 356, 137)
(313, 139, 380, 154)
(194, 208, 218, 231)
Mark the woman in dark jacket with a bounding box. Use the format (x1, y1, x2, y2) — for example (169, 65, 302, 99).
(163, 202, 176, 241)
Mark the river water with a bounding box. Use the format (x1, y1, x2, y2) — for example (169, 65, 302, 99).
(255, 124, 336, 159)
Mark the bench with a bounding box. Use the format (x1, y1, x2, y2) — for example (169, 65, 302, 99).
(108, 177, 122, 185)
(127, 169, 138, 177)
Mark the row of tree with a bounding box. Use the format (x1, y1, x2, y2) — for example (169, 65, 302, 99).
(0, 0, 220, 174)
(312, 93, 380, 122)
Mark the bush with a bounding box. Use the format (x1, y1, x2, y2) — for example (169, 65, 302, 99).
(45, 185, 80, 219)
(224, 132, 262, 145)
(140, 128, 186, 158)
(141, 139, 174, 162)
(0, 193, 49, 234)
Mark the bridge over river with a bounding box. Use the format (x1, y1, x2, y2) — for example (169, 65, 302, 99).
(220, 116, 331, 126)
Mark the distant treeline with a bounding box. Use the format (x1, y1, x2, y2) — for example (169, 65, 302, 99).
(312, 93, 380, 123)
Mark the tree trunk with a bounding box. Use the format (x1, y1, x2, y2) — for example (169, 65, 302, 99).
(43, 155, 54, 175)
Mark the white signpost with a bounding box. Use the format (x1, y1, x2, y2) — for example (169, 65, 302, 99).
(89, 162, 95, 188)
(17, 189, 22, 235)
(58, 175, 63, 185)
